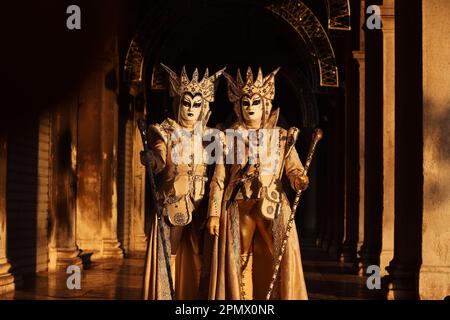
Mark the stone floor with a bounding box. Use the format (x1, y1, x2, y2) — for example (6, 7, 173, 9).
(301, 247, 386, 300)
(0, 246, 386, 300)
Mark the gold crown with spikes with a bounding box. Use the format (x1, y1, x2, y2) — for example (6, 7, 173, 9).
(160, 63, 226, 103)
(223, 67, 281, 103)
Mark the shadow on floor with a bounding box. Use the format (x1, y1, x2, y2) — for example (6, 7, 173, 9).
(1, 246, 387, 300)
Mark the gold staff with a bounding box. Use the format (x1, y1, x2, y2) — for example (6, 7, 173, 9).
(266, 128, 323, 300)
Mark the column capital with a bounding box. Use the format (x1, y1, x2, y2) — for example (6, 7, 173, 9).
(352, 51, 366, 66)
(380, 2, 395, 33)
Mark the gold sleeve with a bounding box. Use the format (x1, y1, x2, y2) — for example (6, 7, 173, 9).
(150, 137, 167, 174)
(208, 131, 227, 218)
(208, 162, 226, 218)
(284, 146, 305, 192)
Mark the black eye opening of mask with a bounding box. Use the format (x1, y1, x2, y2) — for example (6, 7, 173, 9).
(252, 98, 261, 106)
(241, 95, 261, 108)
(182, 92, 203, 108)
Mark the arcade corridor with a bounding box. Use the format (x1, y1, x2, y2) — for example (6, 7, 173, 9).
(1, 0, 449, 300)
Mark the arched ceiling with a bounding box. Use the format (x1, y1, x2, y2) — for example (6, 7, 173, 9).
(124, 0, 349, 92)
(266, 1, 339, 87)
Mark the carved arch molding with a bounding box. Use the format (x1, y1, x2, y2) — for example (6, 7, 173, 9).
(327, 0, 351, 31)
(125, 0, 351, 90)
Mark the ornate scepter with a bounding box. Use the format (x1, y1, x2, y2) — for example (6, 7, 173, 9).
(266, 128, 323, 300)
(137, 119, 175, 300)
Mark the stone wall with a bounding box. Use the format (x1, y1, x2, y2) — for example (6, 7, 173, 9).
(420, 0, 450, 300)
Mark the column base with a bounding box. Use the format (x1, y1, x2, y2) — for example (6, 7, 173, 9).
(328, 240, 342, 260)
(101, 239, 124, 259)
(48, 247, 83, 272)
(77, 239, 102, 260)
(380, 249, 394, 277)
(419, 265, 450, 300)
(385, 262, 420, 300)
(356, 260, 366, 276)
(321, 238, 330, 251)
(127, 251, 147, 259)
(0, 262, 14, 295)
(341, 241, 358, 263)
(358, 248, 380, 277)
(315, 237, 323, 248)
(341, 242, 360, 274)
(132, 234, 148, 252)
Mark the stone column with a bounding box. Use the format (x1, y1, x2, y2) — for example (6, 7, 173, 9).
(77, 60, 123, 259)
(48, 101, 83, 271)
(100, 59, 123, 259)
(0, 134, 15, 294)
(315, 126, 330, 248)
(420, 0, 450, 300)
(76, 66, 105, 258)
(328, 94, 345, 260)
(130, 108, 148, 254)
(379, 0, 396, 277)
(360, 0, 384, 272)
(126, 78, 148, 255)
(341, 58, 360, 266)
(353, 50, 365, 267)
(381, 0, 423, 300)
(75, 4, 123, 260)
(353, 0, 366, 272)
(318, 105, 335, 252)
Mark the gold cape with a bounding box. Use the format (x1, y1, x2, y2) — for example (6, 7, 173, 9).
(142, 210, 206, 300)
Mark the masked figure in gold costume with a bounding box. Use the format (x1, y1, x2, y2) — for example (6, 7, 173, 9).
(206, 67, 309, 300)
(142, 64, 225, 300)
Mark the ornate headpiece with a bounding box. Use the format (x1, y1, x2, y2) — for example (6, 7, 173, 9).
(224, 67, 281, 126)
(160, 63, 226, 103)
(223, 67, 281, 103)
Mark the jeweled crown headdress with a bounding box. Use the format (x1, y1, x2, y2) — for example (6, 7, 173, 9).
(223, 67, 281, 126)
(223, 67, 281, 103)
(160, 63, 226, 103)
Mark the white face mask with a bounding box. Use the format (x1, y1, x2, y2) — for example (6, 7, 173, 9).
(179, 93, 203, 124)
(241, 94, 263, 126)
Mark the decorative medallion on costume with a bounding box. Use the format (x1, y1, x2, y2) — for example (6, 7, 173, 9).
(142, 64, 225, 300)
(206, 67, 309, 300)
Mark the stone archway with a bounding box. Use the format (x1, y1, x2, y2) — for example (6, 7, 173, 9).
(124, 0, 340, 92)
(266, 0, 339, 87)
(121, 0, 343, 253)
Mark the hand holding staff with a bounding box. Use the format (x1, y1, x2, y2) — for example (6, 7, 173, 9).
(266, 128, 323, 300)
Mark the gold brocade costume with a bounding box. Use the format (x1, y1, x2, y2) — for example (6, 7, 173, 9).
(206, 68, 308, 300)
(142, 118, 210, 300)
(142, 64, 225, 300)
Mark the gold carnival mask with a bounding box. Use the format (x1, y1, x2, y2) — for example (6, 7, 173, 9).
(179, 93, 204, 123)
(223, 67, 281, 125)
(160, 63, 226, 126)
